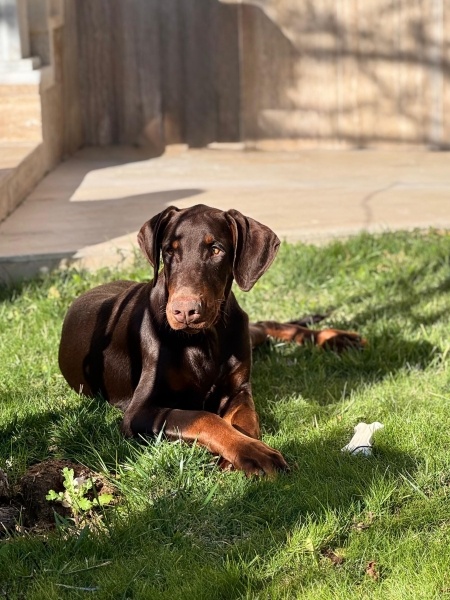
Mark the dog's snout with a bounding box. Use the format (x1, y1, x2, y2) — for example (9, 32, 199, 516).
(171, 298, 203, 325)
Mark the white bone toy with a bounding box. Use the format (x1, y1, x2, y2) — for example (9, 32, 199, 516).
(341, 422, 384, 456)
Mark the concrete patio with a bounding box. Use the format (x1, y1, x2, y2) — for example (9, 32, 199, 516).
(1, 144, 450, 282)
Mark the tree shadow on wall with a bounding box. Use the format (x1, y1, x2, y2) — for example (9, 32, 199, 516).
(78, 0, 450, 148)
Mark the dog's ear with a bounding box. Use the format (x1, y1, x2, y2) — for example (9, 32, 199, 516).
(225, 209, 280, 291)
(138, 206, 180, 286)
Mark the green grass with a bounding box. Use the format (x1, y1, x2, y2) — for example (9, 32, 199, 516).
(1, 229, 450, 599)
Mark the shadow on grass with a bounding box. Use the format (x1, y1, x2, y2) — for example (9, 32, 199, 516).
(0, 411, 60, 471)
(348, 268, 450, 329)
(33, 430, 419, 599)
(0, 398, 132, 478)
(0, 374, 426, 597)
(252, 331, 438, 424)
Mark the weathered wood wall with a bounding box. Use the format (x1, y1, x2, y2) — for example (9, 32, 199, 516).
(242, 0, 450, 148)
(76, 0, 240, 148)
(76, 0, 450, 149)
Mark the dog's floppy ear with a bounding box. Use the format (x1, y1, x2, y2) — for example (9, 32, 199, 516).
(138, 206, 180, 286)
(225, 209, 280, 291)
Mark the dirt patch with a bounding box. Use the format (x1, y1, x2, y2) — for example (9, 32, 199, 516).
(0, 459, 117, 534)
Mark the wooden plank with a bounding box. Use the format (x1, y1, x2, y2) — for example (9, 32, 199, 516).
(181, 0, 218, 147)
(428, 0, 444, 147)
(61, 0, 83, 155)
(77, 0, 117, 145)
(119, 0, 163, 149)
(442, 0, 450, 147)
(334, 0, 361, 147)
(77, 0, 163, 149)
(240, 2, 297, 141)
(214, 2, 240, 141)
(159, 0, 185, 144)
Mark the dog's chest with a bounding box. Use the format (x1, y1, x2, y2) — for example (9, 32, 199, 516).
(166, 345, 220, 395)
(167, 350, 220, 392)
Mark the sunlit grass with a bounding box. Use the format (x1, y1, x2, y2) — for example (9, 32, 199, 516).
(1, 229, 450, 599)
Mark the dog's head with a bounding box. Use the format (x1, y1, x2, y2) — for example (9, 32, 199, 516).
(138, 204, 280, 332)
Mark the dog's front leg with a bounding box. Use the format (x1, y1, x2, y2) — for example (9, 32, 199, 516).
(219, 385, 260, 440)
(123, 403, 287, 476)
(214, 358, 261, 440)
(216, 385, 264, 472)
(215, 360, 286, 471)
(121, 360, 287, 475)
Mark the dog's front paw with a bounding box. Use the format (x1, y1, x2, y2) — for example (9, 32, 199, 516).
(230, 439, 289, 477)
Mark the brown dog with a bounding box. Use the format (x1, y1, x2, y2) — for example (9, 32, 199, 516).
(59, 204, 363, 475)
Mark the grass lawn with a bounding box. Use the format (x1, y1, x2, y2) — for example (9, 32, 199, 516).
(1, 229, 450, 599)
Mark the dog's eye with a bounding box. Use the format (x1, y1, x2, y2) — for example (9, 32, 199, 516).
(211, 245, 223, 257)
(165, 240, 179, 257)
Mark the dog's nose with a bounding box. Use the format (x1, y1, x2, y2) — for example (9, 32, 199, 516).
(171, 298, 203, 324)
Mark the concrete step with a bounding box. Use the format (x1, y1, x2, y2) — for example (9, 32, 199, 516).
(0, 141, 45, 223)
(0, 57, 42, 72)
(0, 76, 45, 223)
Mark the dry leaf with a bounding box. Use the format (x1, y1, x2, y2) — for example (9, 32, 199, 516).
(353, 511, 375, 532)
(366, 560, 379, 581)
(321, 548, 345, 566)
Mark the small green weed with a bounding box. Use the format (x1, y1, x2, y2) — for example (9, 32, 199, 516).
(46, 467, 113, 525)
